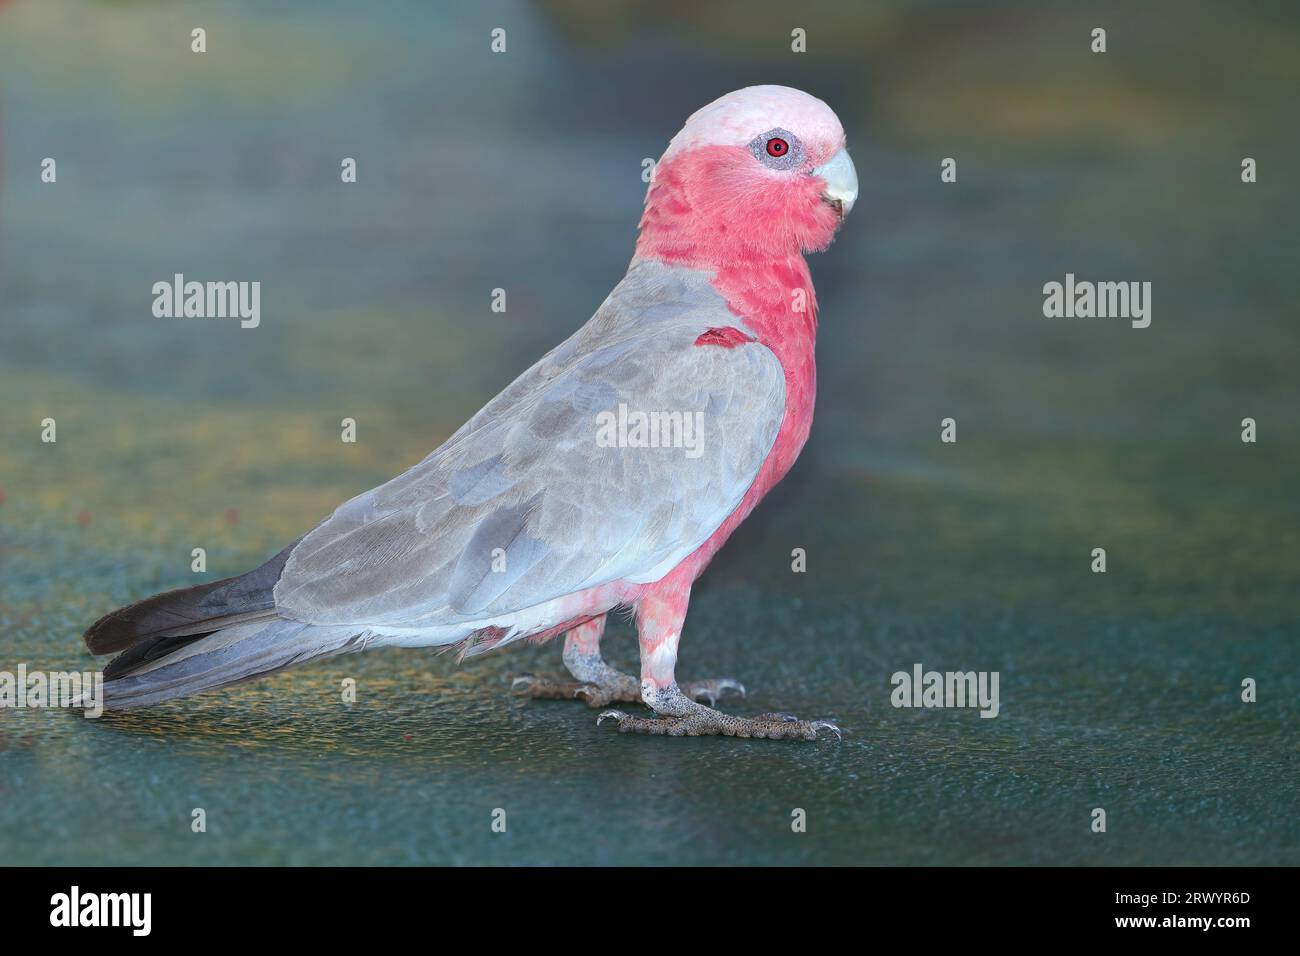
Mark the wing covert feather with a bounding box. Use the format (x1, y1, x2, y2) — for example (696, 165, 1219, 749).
(274, 261, 785, 627)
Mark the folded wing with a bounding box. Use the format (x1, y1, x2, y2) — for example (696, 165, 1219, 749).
(274, 263, 785, 629)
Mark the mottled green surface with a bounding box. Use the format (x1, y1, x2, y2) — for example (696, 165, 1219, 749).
(1, 0, 1297, 865)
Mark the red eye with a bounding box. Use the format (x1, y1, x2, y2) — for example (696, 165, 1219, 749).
(766, 137, 788, 157)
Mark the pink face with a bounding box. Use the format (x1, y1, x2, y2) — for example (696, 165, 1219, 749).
(638, 85, 858, 265)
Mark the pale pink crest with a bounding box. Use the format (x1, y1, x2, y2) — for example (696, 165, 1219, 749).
(658, 85, 846, 168)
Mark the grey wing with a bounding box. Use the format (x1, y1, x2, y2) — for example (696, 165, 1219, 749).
(273, 316, 785, 629)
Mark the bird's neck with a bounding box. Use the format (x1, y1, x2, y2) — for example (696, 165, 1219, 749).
(634, 242, 819, 365)
(632, 145, 821, 415)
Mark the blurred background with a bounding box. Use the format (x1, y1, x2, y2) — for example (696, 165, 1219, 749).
(1, 0, 1296, 865)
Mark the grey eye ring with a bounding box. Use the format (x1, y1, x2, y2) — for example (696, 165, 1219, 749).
(748, 128, 804, 170)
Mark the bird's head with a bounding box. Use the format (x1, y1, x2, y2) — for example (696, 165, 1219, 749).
(636, 85, 857, 267)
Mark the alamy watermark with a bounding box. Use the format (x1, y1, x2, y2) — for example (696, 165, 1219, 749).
(50, 886, 151, 936)
(1042, 273, 1150, 328)
(0, 665, 103, 718)
(595, 403, 705, 459)
(890, 663, 1000, 718)
(152, 273, 260, 328)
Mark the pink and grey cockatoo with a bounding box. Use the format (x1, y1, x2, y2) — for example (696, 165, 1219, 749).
(85, 85, 857, 740)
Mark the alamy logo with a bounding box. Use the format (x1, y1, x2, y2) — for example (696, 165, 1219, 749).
(595, 403, 705, 459)
(50, 886, 151, 936)
(0, 665, 103, 718)
(890, 663, 1000, 718)
(1042, 272, 1151, 328)
(152, 273, 261, 328)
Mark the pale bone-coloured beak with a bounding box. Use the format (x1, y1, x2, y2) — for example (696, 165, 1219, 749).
(812, 148, 858, 218)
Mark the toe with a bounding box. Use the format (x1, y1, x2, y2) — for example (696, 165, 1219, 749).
(682, 677, 747, 705)
(512, 673, 586, 700)
(510, 673, 536, 693)
(596, 709, 627, 727)
(810, 719, 843, 741)
(717, 677, 747, 698)
(574, 683, 611, 708)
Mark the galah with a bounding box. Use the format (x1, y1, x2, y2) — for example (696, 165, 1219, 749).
(85, 85, 858, 741)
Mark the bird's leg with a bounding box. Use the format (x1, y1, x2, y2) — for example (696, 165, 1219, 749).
(512, 616, 639, 707)
(512, 616, 624, 697)
(597, 577, 840, 741)
(511, 612, 746, 708)
(562, 616, 642, 707)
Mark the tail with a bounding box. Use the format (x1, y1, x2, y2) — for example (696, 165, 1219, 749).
(83, 538, 365, 708)
(84, 541, 299, 656)
(98, 617, 366, 709)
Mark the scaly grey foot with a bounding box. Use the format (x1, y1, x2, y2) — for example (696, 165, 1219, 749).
(596, 683, 840, 741)
(513, 666, 745, 709)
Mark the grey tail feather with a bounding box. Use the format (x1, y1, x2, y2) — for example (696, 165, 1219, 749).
(84, 539, 302, 655)
(100, 617, 367, 709)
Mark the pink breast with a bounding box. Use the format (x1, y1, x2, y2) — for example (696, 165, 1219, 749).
(676, 258, 819, 581)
